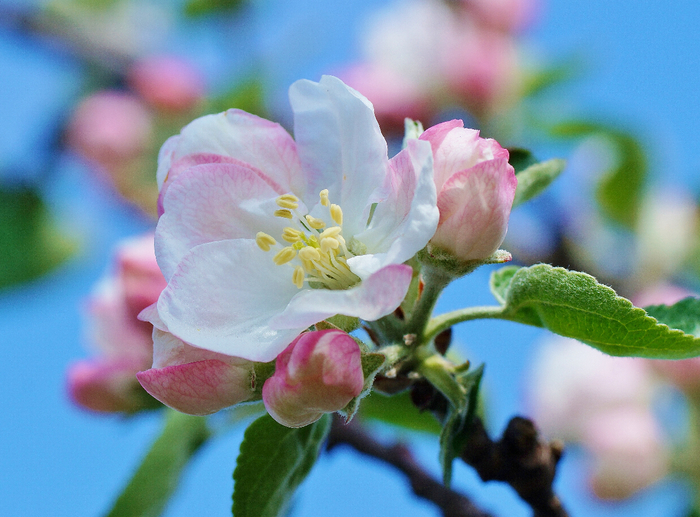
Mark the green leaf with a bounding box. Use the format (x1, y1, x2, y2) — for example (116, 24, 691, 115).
(644, 297, 700, 337)
(104, 410, 209, 517)
(358, 391, 441, 434)
(0, 184, 76, 290)
(512, 158, 566, 208)
(490, 265, 520, 306)
(551, 122, 646, 229)
(492, 264, 700, 359)
(232, 414, 331, 517)
(183, 0, 247, 17)
(438, 365, 484, 486)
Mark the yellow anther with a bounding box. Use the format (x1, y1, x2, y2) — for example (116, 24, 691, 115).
(292, 266, 305, 289)
(299, 247, 321, 261)
(320, 237, 340, 253)
(330, 204, 343, 226)
(319, 227, 342, 240)
(282, 227, 303, 243)
(273, 246, 297, 265)
(255, 232, 277, 252)
(276, 194, 299, 210)
(274, 209, 293, 219)
(319, 189, 330, 207)
(305, 215, 326, 230)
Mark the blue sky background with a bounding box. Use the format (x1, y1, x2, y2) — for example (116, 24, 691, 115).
(1, 0, 699, 516)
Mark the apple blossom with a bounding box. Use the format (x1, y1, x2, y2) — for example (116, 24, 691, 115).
(67, 234, 166, 413)
(528, 336, 655, 442)
(418, 119, 516, 262)
(147, 75, 438, 363)
(585, 407, 668, 499)
(262, 330, 364, 428)
(528, 335, 669, 499)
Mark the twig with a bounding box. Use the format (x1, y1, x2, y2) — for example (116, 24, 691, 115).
(327, 415, 494, 517)
(460, 416, 567, 517)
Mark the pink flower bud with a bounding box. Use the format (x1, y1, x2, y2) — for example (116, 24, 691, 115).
(66, 91, 153, 171)
(419, 120, 516, 262)
(458, 0, 539, 33)
(585, 407, 668, 499)
(262, 330, 364, 428)
(128, 56, 205, 113)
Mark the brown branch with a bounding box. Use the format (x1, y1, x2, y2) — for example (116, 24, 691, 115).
(460, 416, 567, 517)
(327, 416, 494, 517)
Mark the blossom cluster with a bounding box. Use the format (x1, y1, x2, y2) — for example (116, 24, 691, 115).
(71, 75, 516, 428)
(339, 0, 536, 132)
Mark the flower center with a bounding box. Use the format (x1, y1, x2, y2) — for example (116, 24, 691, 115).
(255, 189, 361, 290)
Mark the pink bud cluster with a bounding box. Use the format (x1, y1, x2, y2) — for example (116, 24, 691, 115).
(65, 56, 204, 199)
(339, 0, 537, 132)
(67, 234, 167, 413)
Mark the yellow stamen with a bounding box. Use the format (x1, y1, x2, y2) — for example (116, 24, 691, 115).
(319, 227, 342, 240)
(255, 232, 277, 252)
(330, 204, 343, 226)
(320, 237, 340, 253)
(274, 209, 293, 219)
(305, 215, 326, 230)
(282, 227, 303, 243)
(273, 247, 297, 265)
(292, 266, 305, 288)
(299, 247, 321, 262)
(319, 189, 330, 207)
(276, 194, 299, 210)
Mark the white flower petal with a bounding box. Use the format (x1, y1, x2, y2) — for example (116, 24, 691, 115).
(157, 239, 303, 362)
(156, 135, 179, 190)
(349, 139, 438, 278)
(156, 162, 291, 281)
(162, 110, 305, 195)
(289, 75, 389, 237)
(270, 264, 413, 329)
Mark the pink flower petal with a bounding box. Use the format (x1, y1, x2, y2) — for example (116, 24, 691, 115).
(155, 161, 291, 280)
(137, 359, 254, 416)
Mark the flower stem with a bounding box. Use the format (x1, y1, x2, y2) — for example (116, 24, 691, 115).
(423, 306, 506, 344)
(404, 265, 453, 346)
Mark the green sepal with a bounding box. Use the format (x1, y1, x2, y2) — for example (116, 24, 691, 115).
(491, 264, 700, 359)
(512, 158, 566, 208)
(417, 245, 512, 279)
(438, 364, 485, 486)
(507, 148, 538, 173)
(104, 410, 209, 517)
(644, 297, 700, 337)
(232, 414, 331, 517)
(340, 350, 386, 422)
(323, 314, 361, 333)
